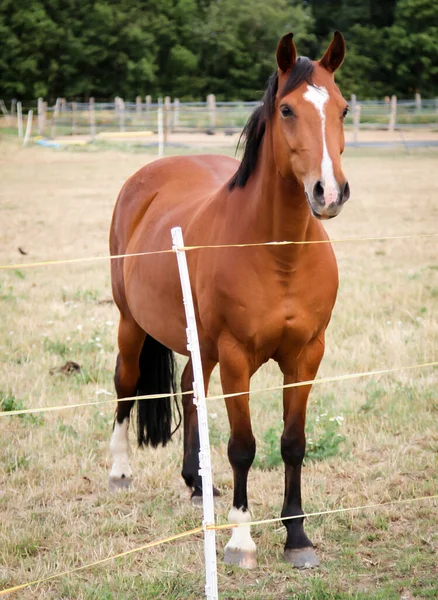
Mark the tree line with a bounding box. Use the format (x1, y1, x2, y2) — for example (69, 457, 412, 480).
(0, 0, 436, 103)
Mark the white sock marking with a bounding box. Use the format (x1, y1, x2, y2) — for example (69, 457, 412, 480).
(109, 418, 132, 479)
(224, 507, 256, 553)
(303, 85, 338, 204)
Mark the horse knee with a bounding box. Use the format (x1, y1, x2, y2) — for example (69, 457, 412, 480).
(228, 435, 256, 471)
(281, 431, 305, 466)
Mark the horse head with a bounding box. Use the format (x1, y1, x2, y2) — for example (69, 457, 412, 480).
(273, 32, 350, 220)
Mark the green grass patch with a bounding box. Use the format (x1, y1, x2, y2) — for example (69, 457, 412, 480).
(253, 404, 346, 470)
(0, 391, 43, 425)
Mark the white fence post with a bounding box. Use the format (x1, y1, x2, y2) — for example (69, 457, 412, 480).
(415, 92, 421, 111)
(22, 110, 33, 146)
(171, 227, 218, 600)
(17, 101, 23, 139)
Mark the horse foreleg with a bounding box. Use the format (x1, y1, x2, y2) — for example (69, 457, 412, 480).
(181, 358, 219, 505)
(109, 316, 145, 491)
(220, 343, 257, 569)
(279, 337, 325, 568)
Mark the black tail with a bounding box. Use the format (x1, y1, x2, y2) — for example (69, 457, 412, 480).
(136, 335, 180, 448)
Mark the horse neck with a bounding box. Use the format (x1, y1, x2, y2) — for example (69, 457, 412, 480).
(244, 128, 312, 245)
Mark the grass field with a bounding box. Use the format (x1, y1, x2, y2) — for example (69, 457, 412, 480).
(0, 136, 437, 599)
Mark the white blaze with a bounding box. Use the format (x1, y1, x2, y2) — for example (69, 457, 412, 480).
(109, 418, 132, 479)
(303, 85, 338, 205)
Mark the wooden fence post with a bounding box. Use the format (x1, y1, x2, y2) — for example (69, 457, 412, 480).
(136, 95, 142, 122)
(415, 92, 421, 111)
(42, 101, 47, 135)
(0, 99, 11, 125)
(37, 98, 43, 134)
(207, 94, 216, 131)
(23, 110, 33, 146)
(114, 96, 119, 130)
(72, 101, 77, 135)
(51, 98, 61, 138)
(164, 96, 171, 139)
(157, 97, 164, 156)
(353, 104, 361, 145)
(173, 98, 180, 129)
(60, 98, 67, 115)
(89, 97, 96, 139)
(118, 98, 125, 132)
(17, 101, 23, 139)
(145, 95, 151, 128)
(388, 95, 397, 131)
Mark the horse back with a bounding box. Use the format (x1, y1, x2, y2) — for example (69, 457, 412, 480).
(110, 154, 238, 256)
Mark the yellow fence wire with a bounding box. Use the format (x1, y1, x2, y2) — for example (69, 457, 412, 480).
(0, 233, 436, 271)
(1, 494, 436, 597)
(0, 361, 436, 418)
(1, 230, 436, 595)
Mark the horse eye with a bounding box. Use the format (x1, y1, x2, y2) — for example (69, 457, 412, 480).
(280, 105, 294, 118)
(342, 107, 349, 119)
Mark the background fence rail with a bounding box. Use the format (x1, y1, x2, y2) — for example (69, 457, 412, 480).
(2, 95, 438, 142)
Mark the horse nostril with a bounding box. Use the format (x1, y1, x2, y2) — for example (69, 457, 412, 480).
(341, 181, 350, 203)
(313, 181, 325, 206)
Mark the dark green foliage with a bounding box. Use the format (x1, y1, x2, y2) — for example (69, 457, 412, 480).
(0, 0, 436, 102)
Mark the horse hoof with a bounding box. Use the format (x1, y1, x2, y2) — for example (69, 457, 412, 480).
(190, 486, 221, 507)
(108, 475, 132, 492)
(191, 494, 203, 507)
(224, 547, 257, 569)
(284, 547, 319, 569)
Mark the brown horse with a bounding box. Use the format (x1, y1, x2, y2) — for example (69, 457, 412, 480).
(109, 32, 350, 569)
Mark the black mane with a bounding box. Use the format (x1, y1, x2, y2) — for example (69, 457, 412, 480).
(229, 57, 314, 190)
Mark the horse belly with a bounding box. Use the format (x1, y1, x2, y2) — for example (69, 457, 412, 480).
(115, 156, 237, 355)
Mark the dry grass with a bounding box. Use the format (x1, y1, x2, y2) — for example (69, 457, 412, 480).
(0, 135, 437, 599)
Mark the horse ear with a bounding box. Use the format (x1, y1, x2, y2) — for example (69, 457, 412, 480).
(276, 33, 297, 74)
(319, 31, 345, 73)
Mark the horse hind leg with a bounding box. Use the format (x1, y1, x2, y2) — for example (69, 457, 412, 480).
(180, 358, 220, 506)
(109, 315, 145, 492)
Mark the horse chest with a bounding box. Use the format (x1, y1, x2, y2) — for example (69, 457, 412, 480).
(214, 276, 332, 361)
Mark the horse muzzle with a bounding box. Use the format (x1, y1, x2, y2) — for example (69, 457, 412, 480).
(305, 180, 350, 220)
